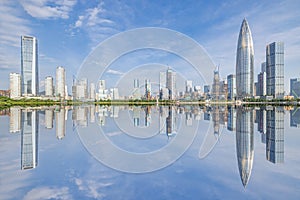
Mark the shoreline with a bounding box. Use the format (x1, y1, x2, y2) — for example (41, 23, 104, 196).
(1, 96, 299, 108)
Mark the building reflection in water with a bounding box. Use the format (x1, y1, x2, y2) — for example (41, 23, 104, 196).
(266, 106, 284, 163)
(133, 106, 141, 127)
(290, 107, 300, 128)
(227, 106, 236, 131)
(21, 109, 38, 170)
(235, 107, 254, 187)
(56, 107, 66, 140)
(256, 107, 267, 143)
(166, 106, 177, 137)
(144, 106, 151, 127)
(45, 109, 54, 129)
(4, 104, 287, 180)
(9, 107, 21, 133)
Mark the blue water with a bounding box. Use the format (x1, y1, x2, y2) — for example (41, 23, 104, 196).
(0, 105, 299, 200)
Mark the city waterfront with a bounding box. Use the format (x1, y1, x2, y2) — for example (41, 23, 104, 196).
(0, 105, 299, 199)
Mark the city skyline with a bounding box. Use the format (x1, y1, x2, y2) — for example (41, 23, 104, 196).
(0, 1, 300, 93)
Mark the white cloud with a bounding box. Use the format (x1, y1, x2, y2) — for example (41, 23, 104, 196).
(0, 1, 32, 82)
(20, 0, 77, 19)
(72, 1, 133, 46)
(23, 186, 72, 200)
(106, 69, 124, 75)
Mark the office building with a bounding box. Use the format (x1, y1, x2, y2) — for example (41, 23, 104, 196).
(45, 76, 54, 96)
(212, 69, 220, 100)
(9, 73, 21, 99)
(90, 83, 95, 100)
(186, 80, 193, 94)
(110, 88, 119, 100)
(21, 36, 38, 96)
(166, 68, 176, 100)
(257, 71, 267, 97)
(204, 85, 210, 94)
(97, 80, 108, 100)
(236, 19, 254, 99)
(133, 79, 141, 100)
(227, 74, 236, 100)
(266, 42, 284, 98)
(145, 79, 151, 100)
(290, 78, 300, 98)
(56, 66, 66, 98)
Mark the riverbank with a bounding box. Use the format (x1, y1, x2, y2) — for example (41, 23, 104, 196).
(1, 96, 299, 109)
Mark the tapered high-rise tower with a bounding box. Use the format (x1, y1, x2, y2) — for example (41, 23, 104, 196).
(21, 36, 38, 96)
(236, 19, 254, 99)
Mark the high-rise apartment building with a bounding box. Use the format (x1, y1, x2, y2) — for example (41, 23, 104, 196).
(266, 42, 284, 98)
(10, 72, 21, 99)
(236, 19, 254, 99)
(45, 76, 53, 96)
(56, 66, 66, 98)
(21, 36, 38, 96)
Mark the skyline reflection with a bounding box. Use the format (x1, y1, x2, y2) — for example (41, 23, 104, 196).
(2, 105, 291, 187)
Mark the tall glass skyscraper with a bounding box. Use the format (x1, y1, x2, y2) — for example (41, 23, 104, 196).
(266, 42, 284, 98)
(21, 36, 38, 96)
(236, 19, 254, 99)
(166, 68, 176, 100)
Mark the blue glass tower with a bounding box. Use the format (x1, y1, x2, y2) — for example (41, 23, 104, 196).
(21, 36, 38, 96)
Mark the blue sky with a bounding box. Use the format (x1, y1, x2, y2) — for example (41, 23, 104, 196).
(0, 0, 300, 93)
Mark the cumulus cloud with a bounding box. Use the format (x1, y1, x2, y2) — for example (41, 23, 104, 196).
(20, 0, 77, 19)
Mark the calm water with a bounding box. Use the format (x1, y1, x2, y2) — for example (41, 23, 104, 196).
(0, 105, 300, 200)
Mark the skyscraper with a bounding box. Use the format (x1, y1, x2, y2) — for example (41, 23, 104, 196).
(56, 66, 66, 98)
(290, 78, 300, 98)
(133, 79, 141, 100)
(236, 19, 254, 99)
(166, 68, 176, 100)
(212, 69, 220, 100)
(186, 80, 193, 94)
(45, 76, 53, 96)
(227, 74, 236, 100)
(9, 72, 21, 99)
(145, 79, 151, 100)
(90, 83, 95, 100)
(21, 36, 38, 96)
(266, 42, 284, 98)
